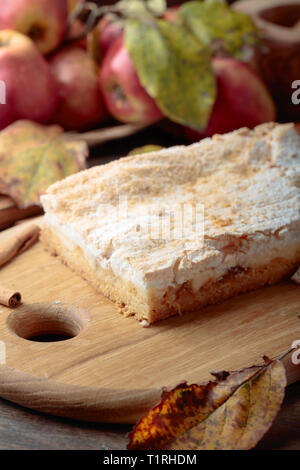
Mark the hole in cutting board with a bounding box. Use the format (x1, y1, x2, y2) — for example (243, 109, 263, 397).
(26, 333, 74, 343)
(7, 302, 89, 343)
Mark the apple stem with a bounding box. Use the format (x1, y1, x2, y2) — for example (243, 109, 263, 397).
(65, 0, 165, 46)
(66, 2, 121, 43)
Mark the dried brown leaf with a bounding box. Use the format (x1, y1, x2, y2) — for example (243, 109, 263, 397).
(127, 359, 286, 450)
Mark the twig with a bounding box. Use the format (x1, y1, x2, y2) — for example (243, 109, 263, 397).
(68, 122, 150, 147)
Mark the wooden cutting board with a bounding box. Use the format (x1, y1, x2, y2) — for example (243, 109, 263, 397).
(0, 242, 299, 424)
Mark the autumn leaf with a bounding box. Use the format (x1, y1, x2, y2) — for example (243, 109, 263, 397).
(118, 0, 166, 18)
(179, 0, 258, 61)
(127, 358, 286, 450)
(146, 0, 166, 16)
(128, 145, 164, 156)
(125, 17, 216, 131)
(0, 120, 88, 209)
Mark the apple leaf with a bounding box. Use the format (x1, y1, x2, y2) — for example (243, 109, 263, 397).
(128, 144, 164, 156)
(179, 0, 258, 61)
(117, 0, 166, 17)
(125, 18, 216, 130)
(127, 358, 286, 450)
(0, 120, 88, 209)
(128, 145, 164, 156)
(146, 0, 167, 16)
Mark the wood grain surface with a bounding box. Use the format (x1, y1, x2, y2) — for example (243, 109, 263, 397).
(0, 241, 299, 424)
(1, 380, 299, 450)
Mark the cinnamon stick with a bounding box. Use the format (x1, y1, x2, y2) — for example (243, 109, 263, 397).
(0, 287, 21, 308)
(0, 195, 42, 231)
(0, 223, 40, 268)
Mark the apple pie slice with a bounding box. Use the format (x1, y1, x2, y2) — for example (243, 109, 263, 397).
(41, 123, 300, 324)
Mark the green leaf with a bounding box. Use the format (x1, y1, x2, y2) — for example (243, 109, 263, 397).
(125, 18, 216, 130)
(0, 120, 88, 208)
(146, 0, 166, 16)
(205, 0, 226, 4)
(128, 144, 164, 155)
(179, 0, 258, 61)
(117, 0, 166, 18)
(117, 0, 150, 17)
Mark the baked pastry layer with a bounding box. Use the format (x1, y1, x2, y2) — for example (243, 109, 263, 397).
(41, 123, 300, 324)
(42, 225, 299, 324)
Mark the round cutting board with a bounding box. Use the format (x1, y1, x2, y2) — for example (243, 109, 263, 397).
(0, 243, 299, 424)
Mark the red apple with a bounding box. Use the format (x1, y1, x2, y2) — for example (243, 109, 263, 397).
(0, 0, 68, 55)
(185, 57, 276, 141)
(97, 15, 123, 58)
(0, 30, 58, 130)
(49, 46, 106, 131)
(99, 35, 163, 124)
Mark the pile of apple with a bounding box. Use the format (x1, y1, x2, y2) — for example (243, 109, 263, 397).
(0, 0, 276, 140)
(0, 0, 106, 131)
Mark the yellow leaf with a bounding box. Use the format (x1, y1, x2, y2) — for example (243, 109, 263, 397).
(179, 1, 258, 61)
(127, 359, 286, 450)
(128, 145, 164, 156)
(0, 120, 88, 208)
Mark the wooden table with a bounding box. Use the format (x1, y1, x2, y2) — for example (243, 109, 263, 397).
(0, 127, 299, 450)
(0, 381, 299, 450)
